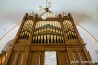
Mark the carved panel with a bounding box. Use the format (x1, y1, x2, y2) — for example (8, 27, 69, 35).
(7, 51, 24, 65)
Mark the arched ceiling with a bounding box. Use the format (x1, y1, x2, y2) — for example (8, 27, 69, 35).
(0, 0, 98, 41)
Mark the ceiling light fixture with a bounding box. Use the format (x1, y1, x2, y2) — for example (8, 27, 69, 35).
(38, 0, 55, 19)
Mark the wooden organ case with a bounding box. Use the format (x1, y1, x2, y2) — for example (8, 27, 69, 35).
(3, 13, 93, 65)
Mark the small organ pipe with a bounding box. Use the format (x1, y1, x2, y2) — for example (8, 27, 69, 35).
(31, 21, 65, 44)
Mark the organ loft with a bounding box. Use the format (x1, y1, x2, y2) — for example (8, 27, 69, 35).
(1, 12, 93, 65)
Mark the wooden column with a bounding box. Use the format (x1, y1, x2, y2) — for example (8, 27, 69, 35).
(40, 51, 45, 65)
(67, 48, 74, 65)
(20, 47, 29, 65)
(60, 51, 67, 65)
(57, 52, 61, 65)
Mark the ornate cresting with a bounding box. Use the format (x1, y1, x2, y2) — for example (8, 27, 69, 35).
(3, 12, 93, 65)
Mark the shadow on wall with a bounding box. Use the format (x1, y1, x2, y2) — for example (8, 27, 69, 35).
(71, 12, 92, 25)
(95, 1, 98, 24)
(1, 11, 25, 25)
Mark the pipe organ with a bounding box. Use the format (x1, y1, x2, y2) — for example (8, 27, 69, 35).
(19, 20, 34, 40)
(63, 20, 77, 39)
(32, 21, 64, 44)
(3, 13, 93, 65)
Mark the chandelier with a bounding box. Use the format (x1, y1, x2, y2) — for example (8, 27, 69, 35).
(38, 0, 55, 19)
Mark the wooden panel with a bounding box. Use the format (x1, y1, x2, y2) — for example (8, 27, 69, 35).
(40, 51, 45, 65)
(72, 51, 80, 65)
(57, 51, 68, 65)
(27, 51, 45, 65)
(79, 51, 89, 65)
(7, 51, 24, 65)
(7, 51, 19, 65)
(28, 51, 38, 65)
(17, 52, 24, 65)
(0, 52, 6, 65)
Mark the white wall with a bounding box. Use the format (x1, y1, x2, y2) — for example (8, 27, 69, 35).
(77, 26, 98, 62)
(0, 26, 19, 53)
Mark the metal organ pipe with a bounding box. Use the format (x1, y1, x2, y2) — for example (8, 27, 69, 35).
(32, 21, 65, 44)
